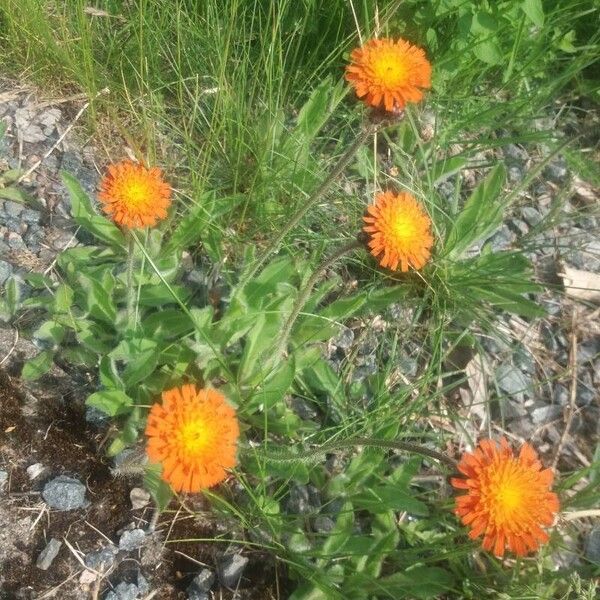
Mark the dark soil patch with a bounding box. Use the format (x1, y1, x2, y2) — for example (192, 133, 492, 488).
(0, 369, 288, 599)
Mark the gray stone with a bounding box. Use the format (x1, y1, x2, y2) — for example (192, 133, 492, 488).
(86, 406, 109, 426)
(14, 107, 46, 143)
(7, 231, 26, 250)
(508, 165, 523, 183)
(290, 397, 318, 421)
(521, 206, 543, 228)
(36, 538, 61, 570)
(3, 200, 23, 218)
(577, 339, 600, 364)
(503, 143, 528, 163)
(286, 485, 312, 515)
(0, 470, 7, 490)
(187, 569, 215, 594)
(332, 326, 354, 350)
(531, 405, 562, 425)
(84, 545, 117, 571)
(187, 592, 208, 600)
(496, 363, 530, 397)
(553, 384, 570, 406)
(42, 476, 87, 510)
(584, 527, 600, 563)
(130, 487, 151, 510)
(217, 553, 249, 589)
(137, 572, 149, 596)
(544, 159, 568, 183)
(313, 515, 335, 533)
(119, 528, 145, 551)
(488, 224, 515, 252)
(21, 208, 40, 225)
(26, 463, 45, 480)
(104, 582, 139, 600)
(0, 260, 13, 286)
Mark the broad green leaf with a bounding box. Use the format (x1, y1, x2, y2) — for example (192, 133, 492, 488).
(351, 485, 429, 515)
(86, 389, 133, 416)
(473, 39, 503, 65)
(61, 171, 126, 249)
(22, 350, 54, 381)
(521, 0, 544, 27)
(242, 256, 298, 309)
(54, 284, 74, 313)
(142, 308, 196, 338)
(0, 186, 29, 203)
(444, 164, 506, 258)
(366, 566, 455, 599)
(144, 463, 174, 512)
(244, 357, 295, 412)
(137, 284, 191, 307)
(33, 320, 65, 345)
(430, 156, 466, 184)
(77, 271, 116, 324)
(366, 285, 411, 312)
(470, 12, 498, 35)
(4, 276, 21, 316)
(23, 273, 53, 289)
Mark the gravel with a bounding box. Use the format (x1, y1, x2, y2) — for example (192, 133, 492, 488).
(187, 568, 215, 596)
(42, 475, 87, 510)
(0, 470, 8, 490)
(217, 553, 249, 589)
(84, 545, 118, 571)
(104, 582, 140, 600)
(584, 527, 600, 564)
(35, 538, 62, 570)
(119, 528, 146, 551)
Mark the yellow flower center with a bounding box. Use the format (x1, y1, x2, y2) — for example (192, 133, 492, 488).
(179, 419, 209, 455)
(372, 50, 407, 86)
(391, 213, 418, 243)
(496, 482, 522, 512)
(122, 179, 150, 206)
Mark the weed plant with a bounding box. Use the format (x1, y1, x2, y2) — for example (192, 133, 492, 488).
(0, 0, 599, 598)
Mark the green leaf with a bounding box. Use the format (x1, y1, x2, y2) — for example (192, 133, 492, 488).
(137, 284, 191, 307)
(86, 390, 133, 416)
(351, 484, 429, 516)
(144, 463, 174, 511)
(370, 566, 455, 599)
(22, 350, 54, 381)
(0, 186, 29, 203)
(430, 156, 467, 185)
(142, 308, 196, 338)
(33, 320, 65, 345)
(444, 164, 506, 258)
(4, 276, 21, 316)
(521, 0, 544, 27)
(77, 271, 116, 324)
(473, 40, 503, 65)
(54, 284, 74, 313)
(244, 358, 295, 412)
(61, 171, 126, 249)
(23, 273, 53, 289)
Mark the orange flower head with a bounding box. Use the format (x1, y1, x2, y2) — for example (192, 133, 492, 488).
(145, 384, 239, 493)
(345, 37, 432, 112)
(363, 191, 433, 272)
(451, 438, 559, 558)
(98, 160, 171, 228)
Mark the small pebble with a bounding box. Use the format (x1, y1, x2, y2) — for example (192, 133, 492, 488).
(584, 527, 600, 564)
(130, 487, 151, 510)
(26, 463, 46, 480)
(36, 538, 61, 570)
(187, 568, 215, 594)
(104, 582, 139, 600)
(0, 470, 7, 490)
(84, 545, 118, 571)
(217, 553, 249, 589)
(42, 476, 87, 510)
(119, 528, 146, 551)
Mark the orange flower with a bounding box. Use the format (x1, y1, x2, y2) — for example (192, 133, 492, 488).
(345, 37, 431, 112)
(145, 384, 239, 493)
(98, 160, 171, 228)
(363, 190, 433, 272)
(451, 438, 559, 558)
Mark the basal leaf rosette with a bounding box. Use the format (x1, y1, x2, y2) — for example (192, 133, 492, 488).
(99, 159, 172, 228)
(145, 384, 240, 493)
(345, 37, 432, 112)
(451, 437, 559, 557)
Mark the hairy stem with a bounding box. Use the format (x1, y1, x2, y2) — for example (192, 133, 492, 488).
(275, 239, 363, 359)
(256, 436, 458, 471)
(125, 231, 136, 330)
(239, 121, 378, 287)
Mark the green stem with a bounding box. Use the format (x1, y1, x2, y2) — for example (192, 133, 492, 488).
(256, 436, 458, 471)
(239, 120, 379, 288)
(126, 231, 136, 330)
(275, 239, 363, 360)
